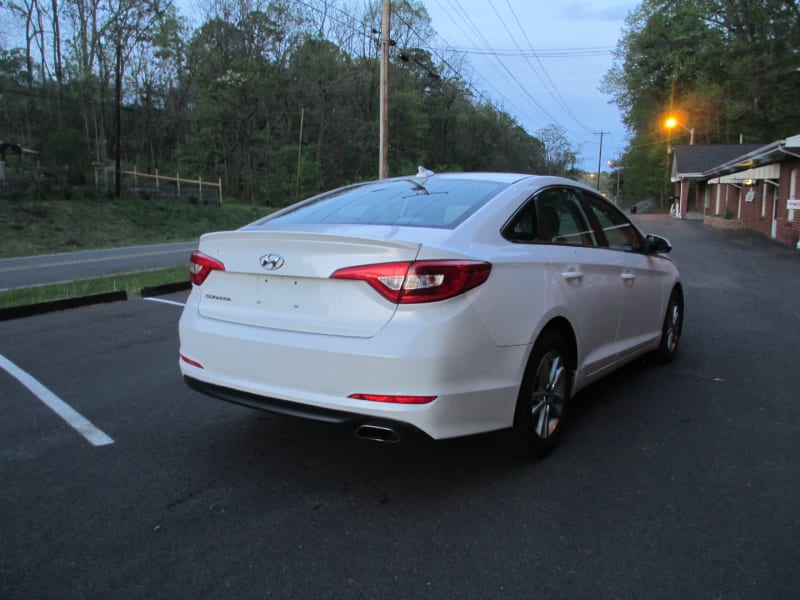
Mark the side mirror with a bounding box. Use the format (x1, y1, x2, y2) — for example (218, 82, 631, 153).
(645, 234, 672, 254)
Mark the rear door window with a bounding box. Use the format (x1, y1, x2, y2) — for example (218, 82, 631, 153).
(580, 192, 644, 252)
(503, 187, 599, 246)
(536, 188, 598, 246)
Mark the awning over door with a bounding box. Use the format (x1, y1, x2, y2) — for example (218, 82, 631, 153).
(709, 163, 780, 184)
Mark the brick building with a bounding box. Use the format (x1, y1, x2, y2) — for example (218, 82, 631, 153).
(670, 134, 800, 248)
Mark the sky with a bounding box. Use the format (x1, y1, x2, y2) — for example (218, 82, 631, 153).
(420, 0, 638, 172)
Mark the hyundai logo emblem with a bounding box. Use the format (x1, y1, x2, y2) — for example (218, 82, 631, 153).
(259, 253, 285, 270)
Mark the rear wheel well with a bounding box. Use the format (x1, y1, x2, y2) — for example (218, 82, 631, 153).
(672, 283, 684, 307)
(537, 317, 577, 371)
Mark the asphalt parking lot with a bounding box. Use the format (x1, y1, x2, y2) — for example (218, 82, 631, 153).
(2, 216, 799, 599)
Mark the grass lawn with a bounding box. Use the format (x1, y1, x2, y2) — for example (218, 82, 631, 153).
(1, 195, 270, 258)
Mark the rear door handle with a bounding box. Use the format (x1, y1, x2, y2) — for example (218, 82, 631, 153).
(562, 270, 584, 281)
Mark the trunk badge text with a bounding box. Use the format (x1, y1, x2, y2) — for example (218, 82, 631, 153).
(259, 254, 285, 270)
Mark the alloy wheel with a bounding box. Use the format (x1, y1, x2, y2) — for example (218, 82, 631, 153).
(530, 350, 567, 439)
(665, 302, 681, 353)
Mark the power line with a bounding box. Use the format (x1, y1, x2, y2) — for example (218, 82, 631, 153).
(486, 0, 568, 126)
(502, 0, 593, 133)
(428, 46, 614, 58)
(431, 0, 562, 130)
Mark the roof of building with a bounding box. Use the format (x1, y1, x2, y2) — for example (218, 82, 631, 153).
(671, 144, 764, 177)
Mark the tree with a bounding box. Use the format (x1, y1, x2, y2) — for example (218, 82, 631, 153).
(537, 125, 577, 177)
(0, 48, 31, 142)
(603, 0, 800, 204)
(126, 8, 188, 172)
(0, 0, 560, 201)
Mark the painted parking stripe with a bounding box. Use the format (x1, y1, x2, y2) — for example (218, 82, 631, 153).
(144, 297, 185, 307)
(0, 353, 114, 447)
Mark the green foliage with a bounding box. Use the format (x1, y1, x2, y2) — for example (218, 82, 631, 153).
(44, 128, 91, 186)
(536, 125, 575, 176)
(0, 0, 552, 206)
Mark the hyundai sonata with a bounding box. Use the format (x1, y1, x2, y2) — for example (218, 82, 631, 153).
(179, 170, 683, 456)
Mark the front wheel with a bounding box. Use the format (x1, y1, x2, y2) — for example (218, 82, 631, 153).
(655, 288, 683, 363)
(510, 331, 572, 457)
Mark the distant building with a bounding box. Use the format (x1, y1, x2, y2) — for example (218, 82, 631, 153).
(670, 135, 800, 247)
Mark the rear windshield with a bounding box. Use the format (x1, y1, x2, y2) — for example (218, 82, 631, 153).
(256, 178, 508, 229)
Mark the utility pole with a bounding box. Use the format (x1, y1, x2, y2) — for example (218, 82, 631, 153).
(115, 35, 122, 198)
(379, 0, 390, 179)
(593, 131, 609, 191)
(295, 106, 304, 201)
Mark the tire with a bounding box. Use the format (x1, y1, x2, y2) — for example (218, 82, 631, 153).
(510, 330, 572, 458)
(655, 288, 683, 363)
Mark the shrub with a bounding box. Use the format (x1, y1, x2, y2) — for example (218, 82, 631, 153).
(44, 128, 91, 187)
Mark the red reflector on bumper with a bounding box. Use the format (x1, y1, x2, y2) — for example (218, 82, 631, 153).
(349, 393, 436, 404)
(180, 354, 204, 369)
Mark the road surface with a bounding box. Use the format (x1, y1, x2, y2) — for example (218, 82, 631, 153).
(0, 242, 197, 290)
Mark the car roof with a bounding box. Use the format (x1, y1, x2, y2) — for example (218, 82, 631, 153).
(384, 171, 601, 195)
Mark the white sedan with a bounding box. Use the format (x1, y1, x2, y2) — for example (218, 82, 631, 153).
(179, 171, 683, 456)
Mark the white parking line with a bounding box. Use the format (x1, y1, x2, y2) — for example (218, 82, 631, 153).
(0, 353, 114, 446)
(144, 297, 185, 307)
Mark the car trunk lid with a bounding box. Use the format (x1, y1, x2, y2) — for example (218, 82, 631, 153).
(195, 230, 421, 337)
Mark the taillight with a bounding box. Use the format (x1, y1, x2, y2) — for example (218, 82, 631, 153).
(189, 251, 225, 285)
(331, 260, 491, 304)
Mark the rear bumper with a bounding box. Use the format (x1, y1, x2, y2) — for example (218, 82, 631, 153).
(179, 290, 528, 439)
(184, 375, 424, 438)
(185, 374, 362, 424)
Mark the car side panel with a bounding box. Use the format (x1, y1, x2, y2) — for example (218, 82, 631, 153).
(466, 241, 623, 379)
(465, 243, 556, 348)
(615, 252, 678, 361)
(544, 245, 624, 376)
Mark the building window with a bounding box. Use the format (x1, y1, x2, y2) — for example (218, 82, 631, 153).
(790, 169, 797, 223)
(761, 185, 767, 218)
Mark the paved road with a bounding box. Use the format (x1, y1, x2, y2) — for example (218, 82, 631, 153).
(1, 216, 799, 598)
(0, 241, 197, 290)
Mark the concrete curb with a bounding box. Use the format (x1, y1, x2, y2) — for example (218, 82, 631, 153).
(0, 281, 191, 322)
(141, 281, 191, 297)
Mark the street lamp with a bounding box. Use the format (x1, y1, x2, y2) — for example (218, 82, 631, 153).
(665, 116, 694, 145)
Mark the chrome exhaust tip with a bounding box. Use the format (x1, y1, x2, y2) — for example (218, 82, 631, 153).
(355, 424, 401, 443)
